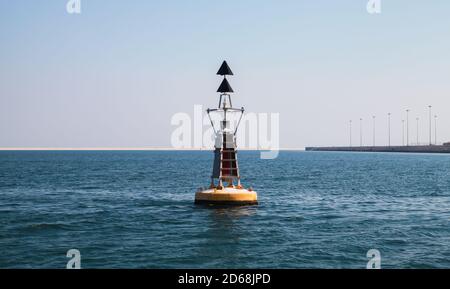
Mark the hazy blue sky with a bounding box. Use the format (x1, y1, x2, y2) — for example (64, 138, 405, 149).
(1, 1, 449, 148)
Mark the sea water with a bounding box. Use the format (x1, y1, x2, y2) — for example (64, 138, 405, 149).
(0, 151, 449, 268)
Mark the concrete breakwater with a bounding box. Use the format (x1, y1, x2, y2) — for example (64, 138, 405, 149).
(305, 145, 450, 154)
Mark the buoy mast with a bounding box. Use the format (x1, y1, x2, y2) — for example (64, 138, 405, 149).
(195, 61, 257, 205)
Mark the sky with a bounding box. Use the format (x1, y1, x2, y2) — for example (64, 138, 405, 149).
(1, 0, 450, 148)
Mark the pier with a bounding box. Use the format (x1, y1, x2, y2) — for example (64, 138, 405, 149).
(305, 145, 450, 154)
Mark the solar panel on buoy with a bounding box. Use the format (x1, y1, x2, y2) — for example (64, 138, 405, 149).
(195, 61, 258, 206)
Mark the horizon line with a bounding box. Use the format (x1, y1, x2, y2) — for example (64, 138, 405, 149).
(0, 147, 306, 151)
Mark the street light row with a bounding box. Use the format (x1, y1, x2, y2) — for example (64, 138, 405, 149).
(349, 106, 438, 147)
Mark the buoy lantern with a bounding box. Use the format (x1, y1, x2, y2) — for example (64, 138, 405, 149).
(195, 61, 258, 205)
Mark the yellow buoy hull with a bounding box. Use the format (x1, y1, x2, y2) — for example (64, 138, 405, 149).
(195, 188, 258, 205)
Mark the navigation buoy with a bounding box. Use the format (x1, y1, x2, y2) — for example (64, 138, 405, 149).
(195, 61, 258, 205)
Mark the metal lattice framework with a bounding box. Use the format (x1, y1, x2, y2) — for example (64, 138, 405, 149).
(206, 61, 245, 189)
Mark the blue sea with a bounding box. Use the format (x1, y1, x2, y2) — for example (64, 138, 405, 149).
(1, 151, 449, 268)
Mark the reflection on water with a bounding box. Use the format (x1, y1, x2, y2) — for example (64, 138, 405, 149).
(202, 204, 258, 217)
(192, 205, 258, 267)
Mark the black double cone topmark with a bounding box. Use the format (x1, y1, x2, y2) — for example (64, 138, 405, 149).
(217, 61, 234, 93)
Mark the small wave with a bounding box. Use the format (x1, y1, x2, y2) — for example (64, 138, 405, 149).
(24, 223, 68, 231)
(79, 186, 101, 190)
(283, 215, 305, 223)
(321, 214, 342, 220)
